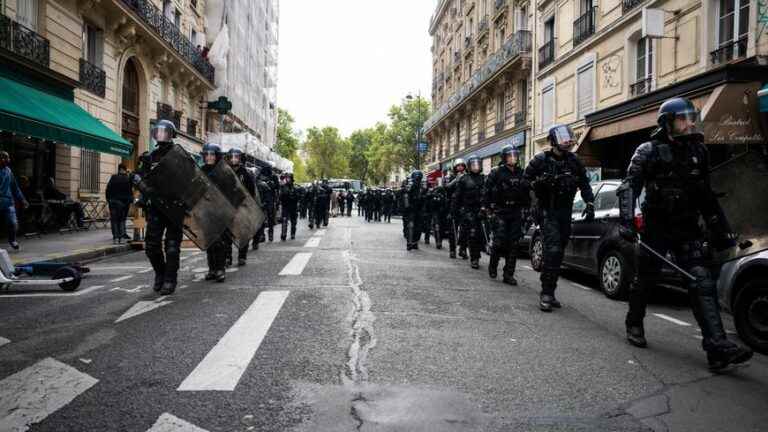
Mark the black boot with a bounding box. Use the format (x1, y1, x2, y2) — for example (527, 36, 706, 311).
(707, 344, 753, 371)
(214, 269, 226, 283)
(539, 294, 554, 312)
(459, 248, 468, 260)
(488, 253, 499, 279)
(204, 271, 216, 281)
(550, 297, 562, 308)
(502, 255, 517, 285)
(159, 280, 176, 295)
(238, 258, 247, 266)
(470, 260, 479, 269)
(449, 250, 456, 259)
(152, 273, 164, 292)
(626, 324, 647, 348)
(503, 277, 518, 286)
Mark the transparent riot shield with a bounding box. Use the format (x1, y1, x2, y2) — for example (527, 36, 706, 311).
(208, 160, 265, 248)
(711, 144, 768, 262)
(139, 144, 237, 250)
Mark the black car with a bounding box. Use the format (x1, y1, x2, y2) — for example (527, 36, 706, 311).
(525, 181, 638, 299)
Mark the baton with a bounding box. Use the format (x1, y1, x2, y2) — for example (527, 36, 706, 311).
(637, 239, 697, 282)
(480, 218, 491, 255)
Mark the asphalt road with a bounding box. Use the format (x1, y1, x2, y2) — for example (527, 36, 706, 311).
(1, 215, 767, 432)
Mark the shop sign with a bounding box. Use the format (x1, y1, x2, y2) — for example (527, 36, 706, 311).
(702, 83, 765, 145)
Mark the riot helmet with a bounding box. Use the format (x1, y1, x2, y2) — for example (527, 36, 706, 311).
(656, 97, 704, 142)
(501, 144, 520, 166)
(227, 147, 244, 166)
(284, 172, 294, 184)
(150, 119, 176, 147)
(410, 170, 423, 184)
(467, 154, 482, 173)
(200, 143, 222, 165)
(548, 124, 577, 153)
(453, 158, 467, 174)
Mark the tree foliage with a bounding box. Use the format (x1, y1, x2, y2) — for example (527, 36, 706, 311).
(304, 127, 350, 179)
(274, 108, 300, 159)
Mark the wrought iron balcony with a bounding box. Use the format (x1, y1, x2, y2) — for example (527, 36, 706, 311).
(477, 16, 490, 40)
(119, 0, 214, 84)
(622, 0, 643, 14)
(538, 40, 555, 69)
(710, 38, 748, 65)
(79, 58, 106, 98)
(494, 0, 507, 18)
(630, 76, 653, 96)
(187, 118, 198, 137)
(495, 121, 505, 134)
(514, 111, 526, 127)
(573, 7, 597, 47)
(157, 102, 182, 130)
(0, 15, 50, 69)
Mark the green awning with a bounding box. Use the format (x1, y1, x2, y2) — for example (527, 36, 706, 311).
(0, 75, 133, 157)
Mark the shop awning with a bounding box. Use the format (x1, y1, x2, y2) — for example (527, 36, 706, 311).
(700, 82, 765, 144)
(443, 130, 526, 166)
(0, 76, 132, 157)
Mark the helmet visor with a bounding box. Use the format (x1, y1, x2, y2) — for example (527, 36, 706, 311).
(229, 153, 241, 165)
(469, 159, 482, 173)
(669, 109, 703, 138)
(551, 125, 576, 152)
(151, 125, 173, 144)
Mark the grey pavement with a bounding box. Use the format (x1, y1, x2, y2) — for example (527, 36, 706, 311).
(7, 225, 131, 265)
(0, 215, 766, 432)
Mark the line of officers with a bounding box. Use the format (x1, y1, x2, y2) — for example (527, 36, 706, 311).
(358, 188, 397, 223)
(399, 97, 753, 371)
(135, 120, 336, 290)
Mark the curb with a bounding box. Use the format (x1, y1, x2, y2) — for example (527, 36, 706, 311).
(12, 244, 134, 266)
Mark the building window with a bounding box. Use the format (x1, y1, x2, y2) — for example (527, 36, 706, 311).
(631, 37, 653, 95)
(497, 26, 506, 51)
(16, 0, 38, 30)
(174, 10, 181, 28)
(79, 149, 100, 193)
(541, 82, 554, 131)
(576, 61, 595, 119)
(713, 0, 749, 63)
(82, 22, 104, 67)
(455, 122, 460, 153)
(163, 0, 173, 21)
(517, 79, 528, 123)
(517, 4, 528, 31)
(495, 92, 505, 129)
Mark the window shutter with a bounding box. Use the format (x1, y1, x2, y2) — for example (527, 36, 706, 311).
(541, 86, 554, 130)
(577, 63, 594, 119)
(95, 29, 104, 68)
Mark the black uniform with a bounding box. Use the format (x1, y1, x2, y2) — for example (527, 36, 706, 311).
(401, 178, 425, 249)
(139, 145, 184, 293)
(314, 183, 331, 227)
(444, 175, 461, 258)
(260, 167, 279, 242)
(618, 138, 744, 359)
(483, 163, 531, 282)
(427, 185, 450, 250)
(254, 177, 275, 250)
(201, 163, 227, 277)
(280, 182, 299, 240)
(306, 185, 316, 227)
(452, 171, 486, 265)
(297, 186, 308, 219)
(525, 150, 593, 298)
(382, 190, 394, 223)
(224, 164, 256, 265)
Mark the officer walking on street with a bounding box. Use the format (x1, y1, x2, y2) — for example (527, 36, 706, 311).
(616, 97, 752, 371)
(446, 159, 467, 259)
(452, 155, 486, 269)
(483, 145, 531, 285)
(253, 169, 275, 250)
(525, 124, 595, 312)
(402, 170, 426, 250)
(225, 147, 256, 267)
(137, 120, 184, 295)
(200, 143, 226, 283)
(280, 173, 299, 241)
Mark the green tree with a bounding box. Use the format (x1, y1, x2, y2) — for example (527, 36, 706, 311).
(387, 96, 431, 171)
(348, 128, 373, 182)
(304, 126, 351, 179)
(274, 108, 300, 159)
(364, 123, 397, 185)
(290, 153, 308, 183)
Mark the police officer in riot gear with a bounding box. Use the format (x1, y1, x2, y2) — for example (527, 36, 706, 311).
(253, 169, 275, 250)
(138, 120, 184, 295)
(225, 147, 255, 266)
(525, 124, 594, 312)
(402, 170, 426, 250)
(452, 155, 486, 269)
(445, 158, 466, 259)
(315, 179, 332, 227)
(616, 97, 752, 371)
(199, 143, 227, 282)
(483, 145, 531, 285)
(280, 173, 299, 241)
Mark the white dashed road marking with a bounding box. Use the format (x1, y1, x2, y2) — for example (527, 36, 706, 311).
(0, 285, 105, 299)
(147, 413, 209, 432)
(178, 290, 290, 391)
(572, 283, 591, 291)
(115, 300, 173, 323)
(653, 313, 692, 327)
(304, 237, 321, 248)
(0, 336, 9, 348)
(0, 358, 98, 431)
(139, 267, 154, 273)
(279, 253, 313, 276)
(110, 275, 134, 283)
(314, 229, 326, 236)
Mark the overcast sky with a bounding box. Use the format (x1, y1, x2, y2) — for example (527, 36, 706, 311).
(277, 0, 436, 138)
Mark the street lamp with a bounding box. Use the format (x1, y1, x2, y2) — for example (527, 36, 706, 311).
(406, 92, 423, 171)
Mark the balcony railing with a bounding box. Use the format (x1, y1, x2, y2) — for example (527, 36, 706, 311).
(79, 58, 106, 98)
(494, 0, 507, 19)
(539, 40, 555, 69)
(573, 7, 597, 47)
(514, 111, 526, 127)
(710, 37, 748, 65)
(495, 121, 505, 134)
(453, 50, 461, 65)
(119, 0, 214, 84)
(0, 15, 50, 68)
(478, 16, 490, 40)
(630, 76, 653, 96)
(622, 0, 643, 14)
(157, 102, 182, 130)
(187, 118, 198, 137)
(424, 30, 533, 133)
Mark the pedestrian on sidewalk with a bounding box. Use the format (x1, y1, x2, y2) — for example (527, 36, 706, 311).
(106, 164, 133, 244)
(0, 151, 28, 250)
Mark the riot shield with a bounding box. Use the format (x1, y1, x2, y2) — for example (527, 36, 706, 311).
(711, 145, 768, 262)
(208, 160, 266, 248)
(139, 144, 237, 250)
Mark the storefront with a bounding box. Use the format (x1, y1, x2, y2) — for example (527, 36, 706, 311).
(581, 61, 768, 179)
(442, 130, 527, 174)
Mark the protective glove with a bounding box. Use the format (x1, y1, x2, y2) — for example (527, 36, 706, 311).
(582, 202, 595, 222)
(619, 223, 638, 243)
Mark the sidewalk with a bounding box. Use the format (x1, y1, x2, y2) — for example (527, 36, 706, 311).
(6, 227, 133, 265)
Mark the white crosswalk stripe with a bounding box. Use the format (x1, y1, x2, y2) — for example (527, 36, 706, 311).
(0, 358, 98, 431)
(0, 336, 9, 348)
(653, 313, 692, 327)
(110, 275, 134, 283)
(115, 300, 174, 323)
(279, 253, 312, 275)
(146, 413, 209, 432)
(0, 285, 105, 299)
(178, 291, 289, 391)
